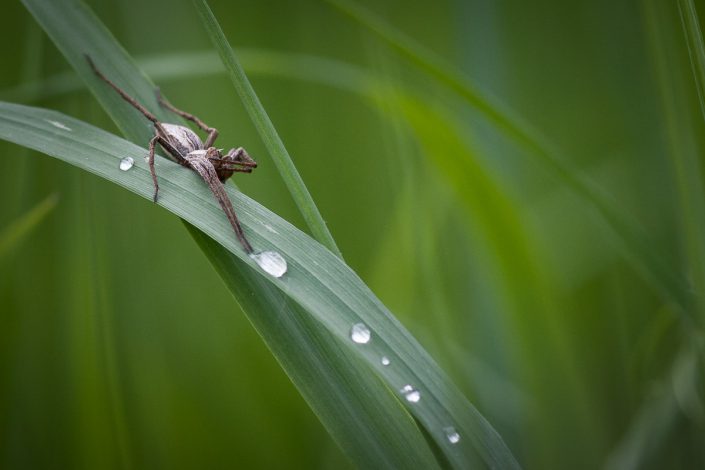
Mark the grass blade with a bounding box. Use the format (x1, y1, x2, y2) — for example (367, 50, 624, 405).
(0, 99, 518, 468)
(679, 0, 705, 124)
(647, 0, 705, 326)
(193, 0, 341, 258)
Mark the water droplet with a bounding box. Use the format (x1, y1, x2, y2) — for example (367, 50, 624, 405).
(46, 120, 72, 131)
(119, 157, 134, 171)
(444, 426, 460, 444)
(250, 251, 287, 278)
(350, 323, 371, 344)
(400, 385, 421, 403)
(381, 356, 390, 366)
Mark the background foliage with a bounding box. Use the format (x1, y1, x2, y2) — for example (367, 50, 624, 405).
(1, 0, 704, 468)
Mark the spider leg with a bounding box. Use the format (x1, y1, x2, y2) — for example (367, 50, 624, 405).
(185, 154, 254, 254)
(86, 55, 169, 136)
(208, 156, 257, 168)
(156, 88, 219, 148)
(229, 147, 257, 167)
(147, 134, 160, 202)
(213, 165, 253, 173)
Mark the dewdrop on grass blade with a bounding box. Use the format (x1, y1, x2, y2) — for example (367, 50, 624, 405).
(350, 323, 371, 344)
(400, 384, 421, 403)
(443, 426, 460, 444)
(119, 156, 134, 171)
(250, 251, 288, 278)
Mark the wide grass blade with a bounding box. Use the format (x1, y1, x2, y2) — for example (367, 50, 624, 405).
(18, 0, 520, 468)
(193, 0, 341, 258)
(0, 101, 520, 468)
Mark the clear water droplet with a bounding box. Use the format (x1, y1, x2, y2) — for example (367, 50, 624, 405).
(119, 156, 134, 171)
(444, 427, 460, 444)
(350, 323, 371, 344)
(381, 356, 390, 366)
(400, 385, 421, 403)
(250, 251, 287, 278)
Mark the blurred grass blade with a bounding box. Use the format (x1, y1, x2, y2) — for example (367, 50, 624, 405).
(647, 0, 705, 325)
(605, 341, 704, 470)
(20, 0, 520, 468)
(324, 0, 692, 318)
(0, 193, 57, 258)
(0, 50, 375, 104)
(678, 0, 705, 123)
(193, 0, 341, 258)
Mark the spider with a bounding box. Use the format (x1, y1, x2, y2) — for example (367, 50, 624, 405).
(86, 56, 257, 254)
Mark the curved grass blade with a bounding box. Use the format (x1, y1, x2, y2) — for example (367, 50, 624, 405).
(0, 193, 57, 258)
(0, 101, 519, 469)
(193, 0, 341, 258)
(0, 50, 377, 105)
(324, 0, 692, 319)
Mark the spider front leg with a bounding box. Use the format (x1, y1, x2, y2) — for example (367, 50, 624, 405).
(229, 147, 257, 167)
(156, 88, 219, 148)
(210, 147, 258, 182)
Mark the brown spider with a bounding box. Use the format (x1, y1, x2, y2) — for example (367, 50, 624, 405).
(86, 55, 257, 254)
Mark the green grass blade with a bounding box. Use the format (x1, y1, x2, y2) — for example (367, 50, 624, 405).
(678, 0, 705, 123)
(324, 0, 692, 318)
(0, 101, 519, 469)
(648, 0, 705, 325)
(0, 193, 57, 258)
(193, 0, 341, 258)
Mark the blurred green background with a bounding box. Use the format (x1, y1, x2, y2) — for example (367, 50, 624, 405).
(1, 0, 704, 468)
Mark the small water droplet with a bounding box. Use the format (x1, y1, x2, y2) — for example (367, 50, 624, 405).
(350, 323, 371, 344)
(250, 251, 287, 278)
(444, 427, 460, 444)
(381, 356, 390, 366)
(119, 157, 134, 171)
(400, 385, 421, 403)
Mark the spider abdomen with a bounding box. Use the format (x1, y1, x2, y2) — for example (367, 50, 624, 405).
(162, 123, 204, 155)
